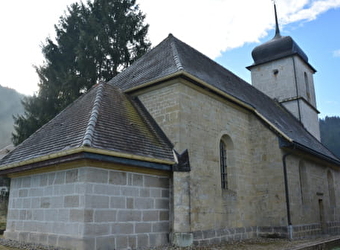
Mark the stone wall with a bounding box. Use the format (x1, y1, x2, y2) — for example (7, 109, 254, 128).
(137, 79, 340, 245)
(138, 80, 287, 235)
(5, 166, 170, 250)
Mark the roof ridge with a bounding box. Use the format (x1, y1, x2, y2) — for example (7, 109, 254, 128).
(82, 82, 105, 147)
(170, 37, 183, 71)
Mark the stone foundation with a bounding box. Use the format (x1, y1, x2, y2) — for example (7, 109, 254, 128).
(5, 167, 170, 250)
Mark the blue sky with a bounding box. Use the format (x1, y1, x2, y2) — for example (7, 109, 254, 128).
(1, 0, 339, 118)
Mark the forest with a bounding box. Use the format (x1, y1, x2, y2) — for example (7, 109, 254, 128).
(320, 116, 340, 158)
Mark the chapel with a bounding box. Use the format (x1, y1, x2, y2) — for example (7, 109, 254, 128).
(0, 5, 339, 250)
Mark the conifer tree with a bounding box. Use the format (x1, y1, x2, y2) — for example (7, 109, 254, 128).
(12, 0, 150, 145)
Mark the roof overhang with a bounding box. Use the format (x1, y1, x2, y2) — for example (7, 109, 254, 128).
(0, 146, 175, 176)
(279, 137, 340, 166)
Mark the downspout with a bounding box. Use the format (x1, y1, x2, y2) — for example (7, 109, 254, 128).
(282, 152, 293, 240)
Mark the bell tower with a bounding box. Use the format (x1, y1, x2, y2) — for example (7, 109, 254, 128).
(247, 3, 320, 140)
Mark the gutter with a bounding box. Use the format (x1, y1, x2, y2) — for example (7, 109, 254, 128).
(0, 146, 175, 173)
(282, 152, 293, 239)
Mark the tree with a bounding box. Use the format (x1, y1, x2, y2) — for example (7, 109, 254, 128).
(320, 116, 340, 158)
(12, 0, 150, 145)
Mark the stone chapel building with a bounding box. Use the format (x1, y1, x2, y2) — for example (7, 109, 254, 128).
(0, 7, 340, 250)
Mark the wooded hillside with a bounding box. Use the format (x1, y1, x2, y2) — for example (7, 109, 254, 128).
(320, 116, 340, 159)
(0, 85, 24, 149)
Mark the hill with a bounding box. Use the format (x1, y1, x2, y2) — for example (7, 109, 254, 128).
(0, 85, 24, 149)
(320, 116, 340, 159)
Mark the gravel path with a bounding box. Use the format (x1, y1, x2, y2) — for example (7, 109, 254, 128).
(0, 236, 338, 250)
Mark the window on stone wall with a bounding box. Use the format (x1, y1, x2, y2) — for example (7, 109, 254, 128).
(220, 140, 228, 189)
(299, 161, 308, 204)
(327, 170, 336, 207)
(304, 72, 311, 102)
(219, 135, 234, 190)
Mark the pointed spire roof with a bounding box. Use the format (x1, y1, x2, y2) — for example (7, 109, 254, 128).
(249, 3, 311, 68)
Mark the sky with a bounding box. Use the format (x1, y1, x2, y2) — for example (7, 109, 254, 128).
(0, 0, 339, 118)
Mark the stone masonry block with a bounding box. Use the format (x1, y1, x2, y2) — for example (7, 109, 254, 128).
(66, 169, 78, 183)
(137, 234, 149, 248)
(153, 222, 169, 233)
(111, 223, 134, 234)
(133, 174, 144, 186)
(41, 197, 51, 208)
(19, 189, 28, 197)
(116, 235, 129, 249)
(135, 197, 154, 209)
(144, 176, 169, 188)
(59, 184, 75, 195)
(96, 236, 115, 250)
(143, 211, 158, 221)
(70, 209, 93, 223)
(109, 171, 127, 185)
(117, 210, 141, 222)
(127, 197, 134, 209)
(110, 196, 126, 209)
(160, 211, 169, 221)
(155, 199, 169, 209)
(94, 184, 119, 196)
(150, 233, 169, 246)
(31, 197, 41, 209)
(45, 209, 58, 221)
(121, 187, 139, 197)
(84, 195, 109, 208)
(94, 210, 116, 222)
(29, 188, 43, 197)
(54, 172, 66, 185)
(64, 195, 79, 208)
(39, 174, 48, 186)
(58, 209, 70, 222)
(21, 177, 31, 188)
(135, 223, 152, 234)
(80, 168, 108, 183)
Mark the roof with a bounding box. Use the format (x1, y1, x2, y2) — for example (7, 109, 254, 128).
(0, 145, 14, 160)
(0, 83, 174, 170)
(250, 35, 309, 66)
(109, 34, 340, 165)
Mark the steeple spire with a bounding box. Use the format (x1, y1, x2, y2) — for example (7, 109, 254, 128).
(273, 1, 281, 38)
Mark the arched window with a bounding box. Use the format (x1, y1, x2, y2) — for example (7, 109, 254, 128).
(220, 140, 228, 189)
(219, 135, 234, 190)
(299, 161, 308, 204)
(327, 170, 336, 207)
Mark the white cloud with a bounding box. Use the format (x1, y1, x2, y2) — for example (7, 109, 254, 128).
(138, 0, 340, 59)
(333, 49, 340, 57)
(1, 0, 340, 95)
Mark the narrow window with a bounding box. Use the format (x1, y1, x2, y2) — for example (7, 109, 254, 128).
(304, 72, 311, 102)
(220, 140, 228, 189)
(299, 161, 308, 204)
(327, 170, 336, 207)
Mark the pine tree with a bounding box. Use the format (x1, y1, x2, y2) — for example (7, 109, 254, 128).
(12, 0, 150, 145)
